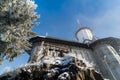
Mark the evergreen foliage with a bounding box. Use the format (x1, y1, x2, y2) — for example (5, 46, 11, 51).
(0, 0, 39, 63)
(0, 57, 104, 80)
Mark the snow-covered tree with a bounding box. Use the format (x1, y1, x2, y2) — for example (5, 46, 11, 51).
(0, 0, 39, 63)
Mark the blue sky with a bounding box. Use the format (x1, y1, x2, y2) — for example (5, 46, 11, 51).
(0, 0, 120, 74)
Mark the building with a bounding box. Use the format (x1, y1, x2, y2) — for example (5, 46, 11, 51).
(28, 27, 120, 80)
(0, 27, 120, 80)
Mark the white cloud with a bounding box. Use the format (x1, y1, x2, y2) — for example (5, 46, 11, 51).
(75, 0, 120, 38)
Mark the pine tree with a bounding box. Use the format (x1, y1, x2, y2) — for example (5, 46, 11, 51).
(0, 0, 39, 63)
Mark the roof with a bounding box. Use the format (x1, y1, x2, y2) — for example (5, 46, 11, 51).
(29, 36, 89, 48)
(28, 36, 120, 54)
(90, 37, 120, 52)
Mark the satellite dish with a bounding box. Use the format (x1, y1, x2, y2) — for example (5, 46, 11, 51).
(75, 27, 94, 44)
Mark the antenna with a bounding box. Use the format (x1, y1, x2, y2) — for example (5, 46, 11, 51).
(76, 19, 82, 27)
(45, 32, 48, 36)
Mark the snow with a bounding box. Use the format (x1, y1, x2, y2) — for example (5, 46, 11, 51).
(43, 56, 73, 67)
(0, 55, 105, 80)
(58, 72, 70, 80)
